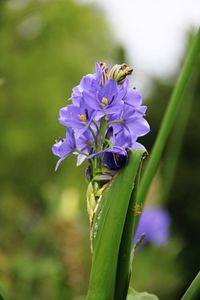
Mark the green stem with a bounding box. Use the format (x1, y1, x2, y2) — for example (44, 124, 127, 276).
(181, 272, 200, 300)
(89, 158, 95, 178)
(137, 28, 200, 208)
(162, 72, 197, 203)
(99, 116, 108, 150)
(103, 138, 113, 149)
(108, 118, 123, 126)
(89, 125, 98, 148)
(92, 120, 99, 133)
(74, 149, 88, 156)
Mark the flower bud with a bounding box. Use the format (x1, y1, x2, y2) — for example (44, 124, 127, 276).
(109, 63, 133, 84)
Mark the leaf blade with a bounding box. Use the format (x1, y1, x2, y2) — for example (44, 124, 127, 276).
(86, 150, 145, 300)
(114, 157, 144, 300)
(181, 272, 200, 300)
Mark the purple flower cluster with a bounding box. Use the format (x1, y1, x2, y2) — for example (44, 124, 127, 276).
(52, 62, 150, 178)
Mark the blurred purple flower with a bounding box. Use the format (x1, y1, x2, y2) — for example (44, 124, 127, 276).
(133, 207, 170, 246)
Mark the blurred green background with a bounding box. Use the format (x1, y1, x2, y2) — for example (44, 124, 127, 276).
(0, 0, 199, 299)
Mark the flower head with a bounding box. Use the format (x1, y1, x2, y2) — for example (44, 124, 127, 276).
(52, 62, 150, 181)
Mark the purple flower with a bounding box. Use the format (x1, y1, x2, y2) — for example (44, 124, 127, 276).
(75, 130, 95, 166)
(122, 79, 143, 109)
(83, 79, 124, 118)
(52, 128, 76, 171)
(59, 104, 94, 136)
(104, 152, 128, 170)
(71, 63, 102, 106)
(110, 104, 150, 144)
(133, 207, 171, 246)
(87, 146, 127, 160)
(102, 130, 144, 170)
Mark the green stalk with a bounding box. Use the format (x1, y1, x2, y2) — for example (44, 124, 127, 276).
(162, 73, 197, 203)
(137, 28, 200, 209)
(181, 272, 200, 300)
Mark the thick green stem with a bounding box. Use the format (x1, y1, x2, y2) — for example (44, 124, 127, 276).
(162, 73, 197, 203)
(137, 28, 200, 209)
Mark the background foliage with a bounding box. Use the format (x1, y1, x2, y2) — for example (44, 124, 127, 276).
(0, 1, 116, 299)
(0, 1, 199, 299)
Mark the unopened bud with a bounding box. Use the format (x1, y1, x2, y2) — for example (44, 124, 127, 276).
(109, 63, 133, 84)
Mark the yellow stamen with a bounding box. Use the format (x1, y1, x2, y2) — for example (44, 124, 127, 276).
(78, 114, 87, 121)
(101, 97, 108, 105)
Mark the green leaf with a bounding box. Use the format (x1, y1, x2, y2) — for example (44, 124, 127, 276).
(86, 150, 145, 300)
(114, 156, 144, 300)
(127, 287, 159, 300)
(161, 71, 198, 204)
(181, 272, 200, 300)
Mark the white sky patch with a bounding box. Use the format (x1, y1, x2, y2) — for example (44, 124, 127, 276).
(81, 0, 200, 90)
